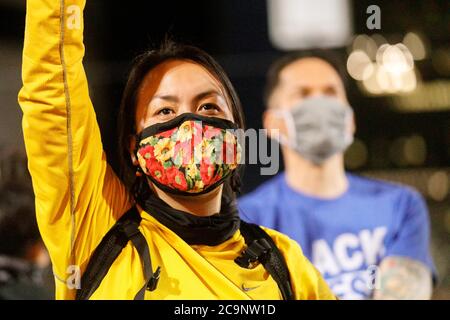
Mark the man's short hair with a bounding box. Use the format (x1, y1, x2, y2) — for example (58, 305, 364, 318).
(264, 49, 348, 106)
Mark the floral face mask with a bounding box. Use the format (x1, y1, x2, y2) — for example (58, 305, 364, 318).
(135, 113, 241, 196)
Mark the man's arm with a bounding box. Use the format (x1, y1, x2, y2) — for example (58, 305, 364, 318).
(374, 256, 432, 300)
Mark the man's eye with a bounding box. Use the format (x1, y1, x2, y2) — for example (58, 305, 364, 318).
(157, 108, 174, 116)
(300, 88, 312, 97)
(324, 87, 337, 96)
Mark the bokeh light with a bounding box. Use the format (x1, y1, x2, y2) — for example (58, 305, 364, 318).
(403, 32, 427, 61)
(404, 134, 427, 166)
(345, 138, 369, 169)
(347, 33, 423, 95)
(346, 50, 374, 81)
(427, 171, 449, 202)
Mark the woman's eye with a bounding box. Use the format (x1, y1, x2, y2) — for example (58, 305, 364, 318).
(199, 103, 220, 112)
(157, 107, 174, 116)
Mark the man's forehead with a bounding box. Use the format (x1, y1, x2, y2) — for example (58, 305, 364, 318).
(278, 57, 343, 87)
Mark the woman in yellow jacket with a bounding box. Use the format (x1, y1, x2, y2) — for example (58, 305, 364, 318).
(18, 0, 335, 300)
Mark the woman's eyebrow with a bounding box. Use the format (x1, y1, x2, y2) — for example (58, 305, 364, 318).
(194, 89, 222, 102)
(150, 89, 223, 105)
(151, 94, 179, 103)
(151, 89, 222, 102)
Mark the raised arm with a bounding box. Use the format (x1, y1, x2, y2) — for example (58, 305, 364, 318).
(18, 0, 131, 298)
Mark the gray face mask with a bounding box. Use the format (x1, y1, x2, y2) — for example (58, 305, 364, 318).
(274, 96, 354, 165)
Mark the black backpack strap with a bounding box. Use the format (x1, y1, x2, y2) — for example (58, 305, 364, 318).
(75, 206, 159, 300)
(76, 208, 291, 300)
(236, 221, 294, 300)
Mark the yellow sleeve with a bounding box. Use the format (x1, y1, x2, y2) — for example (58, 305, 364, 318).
(263, 227, 337, 300)
(18, 0, 132, 298)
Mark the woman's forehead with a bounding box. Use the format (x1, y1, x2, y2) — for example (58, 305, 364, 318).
(139, 60, 225, 99)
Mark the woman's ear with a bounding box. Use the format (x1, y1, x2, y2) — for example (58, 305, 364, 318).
(129, 137, 143, 177)
(129, 136, 139, 166)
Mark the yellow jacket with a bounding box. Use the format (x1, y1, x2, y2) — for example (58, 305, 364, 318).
(18, 0, 335, 300)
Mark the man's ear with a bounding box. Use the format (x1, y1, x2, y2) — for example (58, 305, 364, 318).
(350, 112, 356, 135)
(263, 109, 288, 139)
(343, 95, 356, 135)
(346, 107, 356, 136)
(262, 110, 272, 138)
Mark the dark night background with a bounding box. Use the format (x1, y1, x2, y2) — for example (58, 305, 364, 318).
(0, 0, 449, 298)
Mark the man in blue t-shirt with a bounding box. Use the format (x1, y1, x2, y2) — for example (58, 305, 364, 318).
(238, 50, 435, 300)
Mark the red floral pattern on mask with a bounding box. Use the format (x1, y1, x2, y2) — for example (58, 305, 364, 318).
(136, 119, 240, 194)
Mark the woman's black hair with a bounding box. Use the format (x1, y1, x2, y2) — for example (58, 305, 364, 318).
(118, 39, 245, 202)
(263, 49, 348, 106)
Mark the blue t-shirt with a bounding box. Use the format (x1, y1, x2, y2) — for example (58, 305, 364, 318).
(238, 173, 435, 300)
